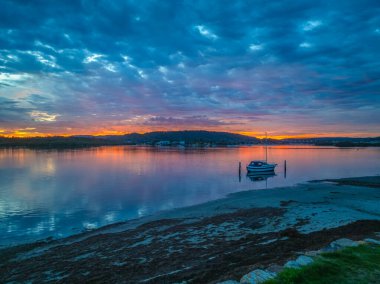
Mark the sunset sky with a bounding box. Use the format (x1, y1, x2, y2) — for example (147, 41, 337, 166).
(0, 0, 379, 138)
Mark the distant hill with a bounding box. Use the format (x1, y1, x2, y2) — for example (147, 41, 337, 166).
(0, 131, 260, 149)
(101, 130, 260, 145)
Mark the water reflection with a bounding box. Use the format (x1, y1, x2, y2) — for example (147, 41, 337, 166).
(0, 146, 379, 246)
(246, 172, 276, 182)
(246, 172, 276, 190)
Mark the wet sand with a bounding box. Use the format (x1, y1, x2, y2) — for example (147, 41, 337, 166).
(1, 175, 380, 283)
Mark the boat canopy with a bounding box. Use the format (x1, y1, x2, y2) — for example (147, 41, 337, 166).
(248, 160, 268, 166)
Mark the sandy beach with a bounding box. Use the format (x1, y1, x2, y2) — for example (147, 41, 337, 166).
(1, 175, 380, 283)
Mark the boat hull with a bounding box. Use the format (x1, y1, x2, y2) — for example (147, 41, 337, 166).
(246, 164, 277, 172)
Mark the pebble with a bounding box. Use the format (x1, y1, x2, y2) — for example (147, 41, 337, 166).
(240, 269, 276, 284)
(364, 238, 380, 245)
(322, 238, 358, 252)
(295, 255, 314, 266)
(304, 250, 320, 257)
(266, 264, 283, 273)
(284, 255, 314, 269)
(284, 260, 299, 269)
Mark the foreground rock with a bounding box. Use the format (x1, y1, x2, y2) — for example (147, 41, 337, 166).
(322, 238, 359, 252)
(234, 236, 380, 282)
(284, 255, 314, 269)
(364, 238, 380, 245)
(240, 269, 276, 283)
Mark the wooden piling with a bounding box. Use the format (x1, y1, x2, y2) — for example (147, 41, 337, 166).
(238, 161, 242, 182)
(284, 160, 287, 178)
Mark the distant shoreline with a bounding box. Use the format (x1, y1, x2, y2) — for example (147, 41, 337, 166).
(1, 143, 380, 150)
(1, 130, 379, 150)
(1, 143, 379, 150)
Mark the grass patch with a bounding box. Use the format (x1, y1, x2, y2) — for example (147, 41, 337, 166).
(265, 244, 380, 284)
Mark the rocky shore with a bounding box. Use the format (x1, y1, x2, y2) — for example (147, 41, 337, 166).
(1, 175, 380, 283)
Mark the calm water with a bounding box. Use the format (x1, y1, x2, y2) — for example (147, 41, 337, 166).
(1, 145, 379, 246)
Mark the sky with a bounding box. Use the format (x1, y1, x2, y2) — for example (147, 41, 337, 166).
(0, 0, 379, 138)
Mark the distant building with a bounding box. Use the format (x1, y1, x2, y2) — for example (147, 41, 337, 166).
(155, 140, 171, 146)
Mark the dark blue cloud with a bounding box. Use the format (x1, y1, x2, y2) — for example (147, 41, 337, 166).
(0, 0, 379, 136)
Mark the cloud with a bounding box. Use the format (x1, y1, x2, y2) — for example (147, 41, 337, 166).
(29, 111, 60, 122)
(299, 42, 312, 48)
(0, 0, 379, 136)
(194, 25, 218, 40)
(302, 20, 322, 31)
(249, 44, 263, 51)
(144, 115, 233, 127)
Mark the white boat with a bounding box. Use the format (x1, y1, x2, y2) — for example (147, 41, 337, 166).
(247, 132, 277, 173)
(246, 160, 277, 172)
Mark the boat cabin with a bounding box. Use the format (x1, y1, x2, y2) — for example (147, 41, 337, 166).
(248, 161, 268, 167)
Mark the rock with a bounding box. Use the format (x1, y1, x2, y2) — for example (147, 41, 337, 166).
(217, 281, 240, 284)
(284, 255, 314, 269)
(364, 238, 380, 245)
(304, 250, 320, 257)
(333, 238, 359, 247)
(240, 269, 276, 284)
(284, 260, 300, 269)
(295, 255, 314, 266)
(322, 238, 358, 252)
(266, 264, 283, 273)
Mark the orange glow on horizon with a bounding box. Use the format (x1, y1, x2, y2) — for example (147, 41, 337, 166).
(1, 128, 378, 139)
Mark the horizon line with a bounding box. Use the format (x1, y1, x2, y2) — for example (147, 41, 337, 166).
(1, 130, 379, 140)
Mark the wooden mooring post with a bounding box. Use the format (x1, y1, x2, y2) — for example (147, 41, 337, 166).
(238, 161, 242, 182)
(284, 160, 287, 178)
